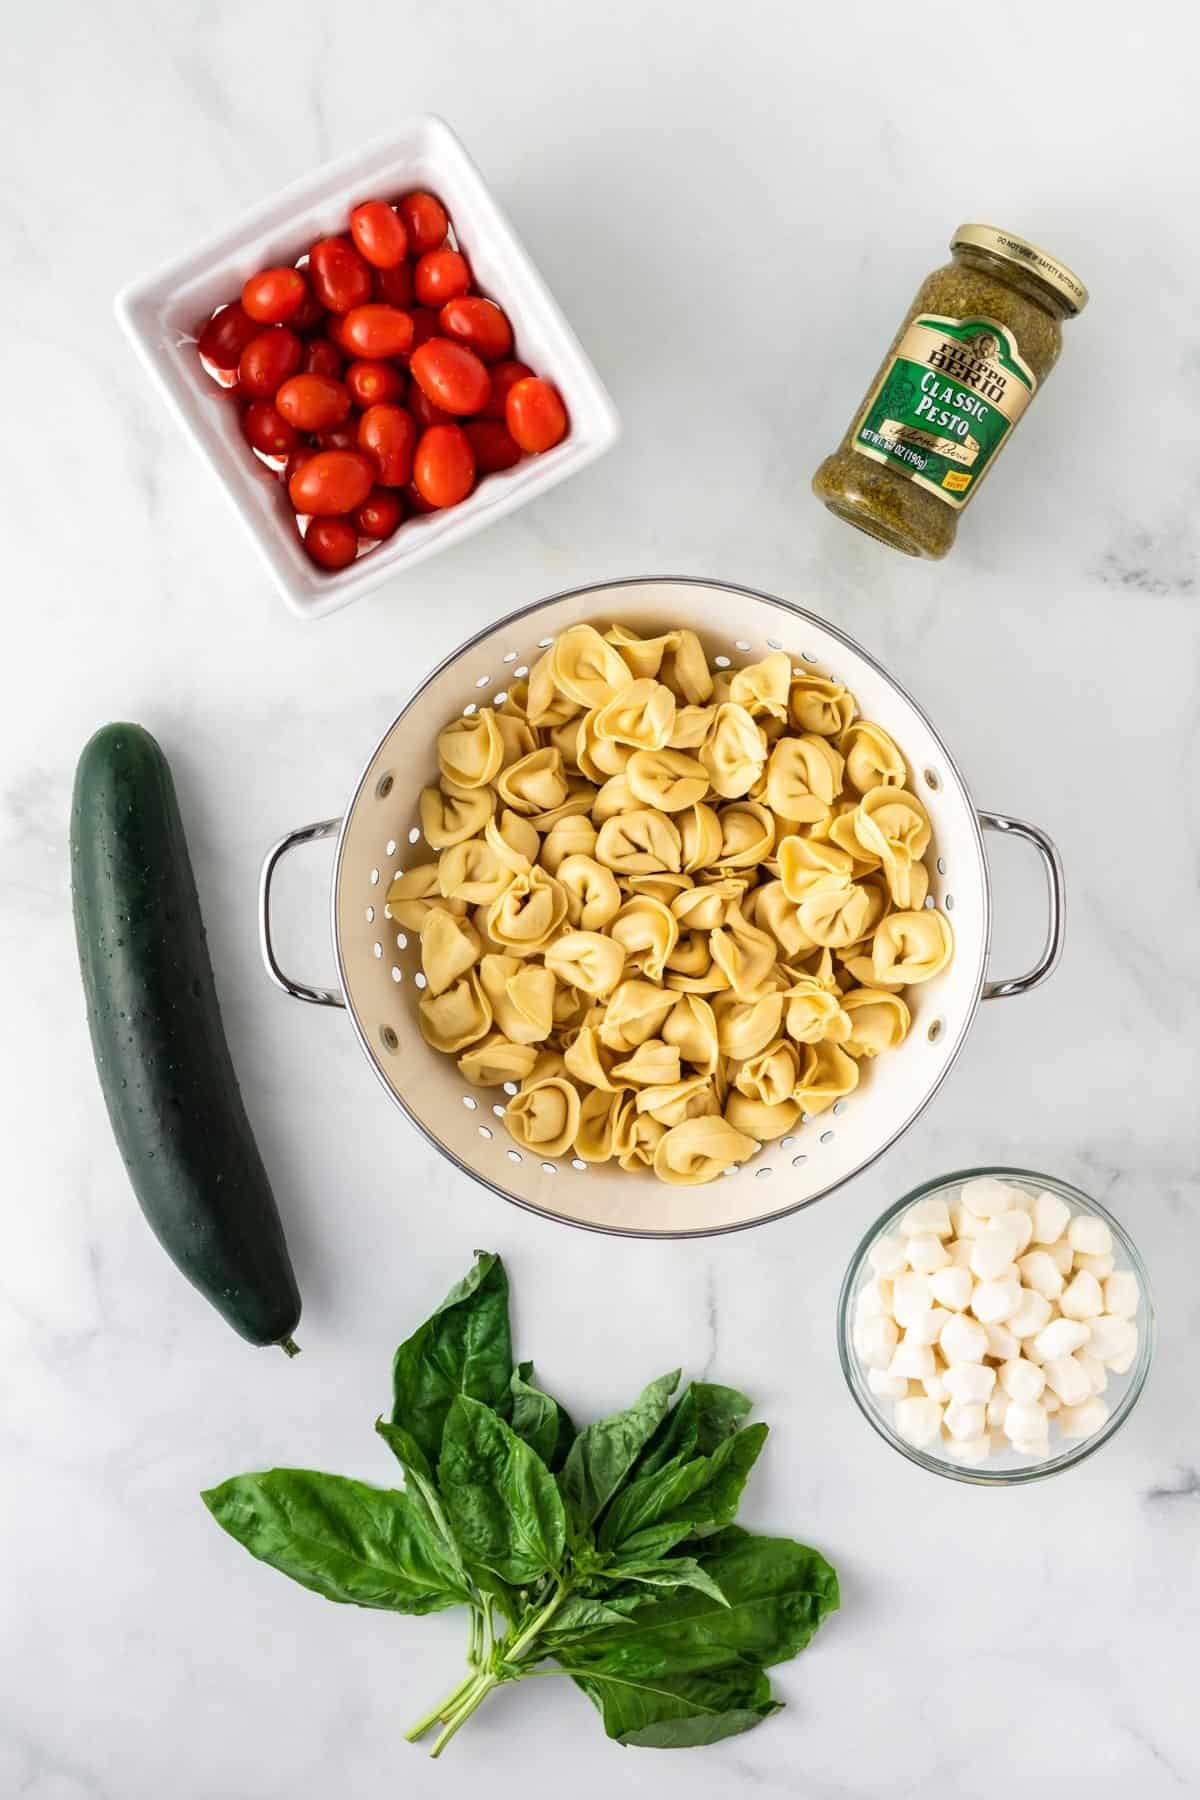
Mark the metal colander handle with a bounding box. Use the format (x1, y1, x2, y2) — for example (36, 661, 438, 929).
(979, 812, 1065, 1001)
(259, 819, 345, 1008)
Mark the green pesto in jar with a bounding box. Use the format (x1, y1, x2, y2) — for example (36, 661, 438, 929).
(813, 224, 1088, 559)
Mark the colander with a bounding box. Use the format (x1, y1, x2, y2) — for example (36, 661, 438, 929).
(259, 577, 1064, 1237)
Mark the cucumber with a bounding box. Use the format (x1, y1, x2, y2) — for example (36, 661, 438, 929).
(71, 723, 302, 1353)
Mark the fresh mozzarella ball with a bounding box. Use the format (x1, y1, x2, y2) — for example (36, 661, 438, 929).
(858, 1315, 900, 1369)
(940, 1313, 988, 1364)
(1000, 1358, 1046, 1403)
(1086, 1314, 1135, 1364)
(869, 1233, 908, 1276)
(988, 1211, 1034, 1258)
(1032, 1189, 1071, 1245)
(961, 1176, 1016, 1218)
(891, 1271, 933, 1327)
(1074, 1252, 1114, 1279)
(1007, 1288, 1053, 1339)
(1017, 1249, 1064, 1300)
(970, 1233, 1021, 1282)
(906, 1234, 952, 1275)
(889, 1338, 936, 1381)
(945, 1434, 992, 1465)
(949, 1237, 976, 1268)
(929, 1266, 973, 1312)
(986, 1390, 1008, 1429)
(907, 1305, 951, 1347)
(856, 1276, 895, 1322)
(945, 1399, 987, 1441)
(970, 1277, 1023, 1325)
(922, 1369, 950, 1404)
(900, 1198, 953, 1238)
(1004, 1400, 1049, 1444)
(1047, 1240, 1075, 1275)
(1068, 1215, 1113, 1258)
(951, 1204, 984, 1240)
(1103, 1271, 1139, 1318)
(894, 1395, 944, 1446)
(1077, 1353, 1108, 1396)
(1060, 1270, 1104, 1321)
(943, 1362, 996, 1404)
(1044, 1354, 1091, 1408)
(983, 1321, 1020, 1362)
(1058, 1396, 1109, 1440)
(1004, 1188, 1035, 1216)
(1033, 1317, 1091, 1360)
(1106, 1330, 1139, 1376)
(868, 1367, 911, 1399)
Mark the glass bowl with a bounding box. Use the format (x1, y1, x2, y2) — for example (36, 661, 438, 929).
(837, 1167, 1154, 1485)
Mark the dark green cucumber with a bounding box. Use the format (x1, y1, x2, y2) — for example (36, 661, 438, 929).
(71, 723, 302, 1352)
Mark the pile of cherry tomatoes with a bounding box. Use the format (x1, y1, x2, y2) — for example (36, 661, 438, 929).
(196, 191, 568, 571)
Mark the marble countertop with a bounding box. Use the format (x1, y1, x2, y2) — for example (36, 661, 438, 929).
(4, 3, 1198, 1795)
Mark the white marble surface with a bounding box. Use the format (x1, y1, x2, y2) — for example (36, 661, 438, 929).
(4, 3, 1199, 1795)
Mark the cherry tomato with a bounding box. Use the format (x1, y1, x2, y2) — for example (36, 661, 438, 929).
(408, 383, 454, 431)
(356, 488, 404, 540)
(289, 281, 327, 333)
(350, 200, 409, 269)
(316, 423, 360, 451)
(413, 424, 475, 508)
(506, 377, 567, 453)
(238, 327, 302, 400)
(288, 449, 375, 516)
(305, 516, 359, 570)
(340, 304, 415, 359)
(397, 191, 449, 256)
(438, 296, 513, 363)
(308, 236, 373, 313)
(241, 400, 299, 458)
(409, 338, 491, 416)
(345, 358, 406, 408)
(414, 249, 470, 307)
(284, 445, 318, 486)
(302, 337, 342, 378)
(480, 360, 533, 420)
(404, 307, 441, 361)
(373, 260, 414, 308)
(275, 373, 351, 433)
(324, 312, 358, 356)
(358, 404, 418, 487)
(197, 302, 260, 373)
(242, 266, 308, 324)
(403, 478, 440, 516)
(464, 418, 523, 473)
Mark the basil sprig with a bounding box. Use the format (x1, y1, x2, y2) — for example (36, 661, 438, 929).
(203, 1252, 839, 1756)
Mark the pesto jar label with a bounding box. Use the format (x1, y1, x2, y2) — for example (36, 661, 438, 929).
(852, 315, 1036, 509)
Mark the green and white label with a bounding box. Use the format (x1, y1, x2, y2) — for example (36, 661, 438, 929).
(852, 315, 1037, 509)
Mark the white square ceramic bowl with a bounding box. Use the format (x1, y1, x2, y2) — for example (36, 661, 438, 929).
(115, 116, 620, 620)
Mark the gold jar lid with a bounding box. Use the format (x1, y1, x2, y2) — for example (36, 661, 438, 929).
(951, 223, 1088, 315)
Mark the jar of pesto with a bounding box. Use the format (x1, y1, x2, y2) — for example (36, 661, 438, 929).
(812, 224, 1088, 558)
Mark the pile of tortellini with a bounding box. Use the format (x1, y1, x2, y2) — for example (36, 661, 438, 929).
(388, 623, 954, 1187)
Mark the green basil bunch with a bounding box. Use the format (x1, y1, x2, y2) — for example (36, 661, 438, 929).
(203, 1252, 839, 1756)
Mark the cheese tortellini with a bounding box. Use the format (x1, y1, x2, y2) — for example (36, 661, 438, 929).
(396, 625, 954, 1184)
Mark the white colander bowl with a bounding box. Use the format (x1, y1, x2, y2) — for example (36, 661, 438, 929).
(260, 577, 1064, 1236)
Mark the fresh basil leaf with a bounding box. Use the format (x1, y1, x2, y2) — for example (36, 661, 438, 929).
(509, 1362, 575, 1472)
(391, 1252, 513, 1464)
(201, 1469, 470, 1613)
(559, 1370, 680, 1529)
(568, 1658, 779, 1748)
(439, 1396, 567, 1586)
(557, 1530, 839, 1678)
(375, 1419, 468, 1585)
(599, 1424, 768, 1554)
(605, 1556, 729, 1606)
(636, 1381, 753, 1479)
(539, 1592, 646, 1646)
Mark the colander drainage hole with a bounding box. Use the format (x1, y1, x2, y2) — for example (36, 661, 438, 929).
(541, 1162, 556, 1175)
(514, 664, 528, 678)
(802, 649, 817, 661)
(713, 654, 731, 668)
(475, 674, 491, 689)
(372, 942, 382, 959)
(832, 1100, 845, 1115)
(507, 1149, 522, 1163)
(924, 894, 935, 909)
(570, 1158, 587, 1172)
(937, 856, 946, 875)
(792, 1153, 807, 1168)
(462, 702, 477, 717)
(767, 637, 783, 650)
(375, 773, 393, 799)
(395, 932, 408, 949)
(408, 827, 421, 845)
(369, 867, 379, 884)
(365, 905, 375, 923)
(478, 1125, 492, 1140)
(379, 1026, 398, 1052)
(945, 893, 955, 910)
(734, 639, 751, 652)
(503, 1081, 519, 1096)
(502, 650, 518, 663)
(924, 767, 942, 792)
(494, 690, 508, 705)
(391, 967, 402, 983)
(462, 1095, 477, 1110)
(928, 1018, 944, 1043)
(820, 1130, 834, 1144)
(755, 1166, 773, 1179)
(492, 1104, 505, 1118)
(386, 839, 397, 857)
(414, 972, 426, 990)
(780, 1136, 796, 1149)
(537, 636, 553, 648)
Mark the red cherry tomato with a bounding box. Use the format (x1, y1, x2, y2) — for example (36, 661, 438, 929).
(323, 312, 359, 356)
(408, 383, 454, 431)
(241, 400, 299, 458)
(305, 516, 359, 570)
(403, 478, 440, 516)
(409, 338, 491, 416)
(373, 261, 414, 309)
(241, 267, 308, 325)
(308, 236, 373, 313)
(289, 281, 327, 333)
(414, 249, 470, 307)
(438, 296, 513, 363)
(340, 304, 415, 359)
(413, 424, 475, 508)
(357, 488, 404, 540)
(284, 445, 318, 486)
(288, 449, 375, 516)
(345, 359, 406, 408)
(275, 373, 351, 433)
(464, 418, 523, 474)
(397, 191, 449, 256)
(358, 404, 418, 487)
(316, 423, 360, 451)
(480, 360, 533, 420)
(197, 302, 260, 373)
(302, 337, 342, 378)
(350, 200, 409, 270)
(506, 377, 567, 453)
(238, 327, 302, 400)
